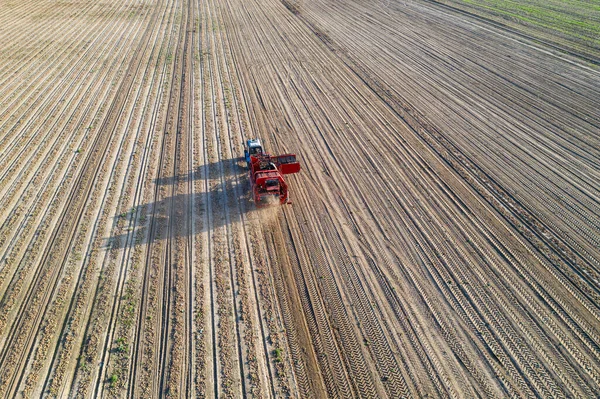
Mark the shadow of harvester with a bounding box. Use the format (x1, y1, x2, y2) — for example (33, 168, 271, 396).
(106, 157, 275, 251)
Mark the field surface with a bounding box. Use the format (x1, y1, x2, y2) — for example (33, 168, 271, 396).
(0, 0, 599, 397)
(431, 0, 600, 61)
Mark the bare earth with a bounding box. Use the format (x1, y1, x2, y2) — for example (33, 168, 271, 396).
(0, 0, 599, 397)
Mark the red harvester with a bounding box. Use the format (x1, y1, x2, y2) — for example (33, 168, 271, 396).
(245, 139, 300, 205)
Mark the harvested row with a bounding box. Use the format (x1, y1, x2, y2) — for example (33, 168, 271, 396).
(299, 0, 600, 299)
(216, 0, 600, 396)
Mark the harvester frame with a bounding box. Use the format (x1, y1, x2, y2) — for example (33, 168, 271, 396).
(244, 139, 300, 205)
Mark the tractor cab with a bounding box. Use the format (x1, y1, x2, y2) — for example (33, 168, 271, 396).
(244, 139, 263, 165)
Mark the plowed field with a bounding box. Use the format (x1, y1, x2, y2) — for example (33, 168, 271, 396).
(0, 0, 599, 397)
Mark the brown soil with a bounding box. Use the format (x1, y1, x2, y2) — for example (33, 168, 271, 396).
(0, 0, 598, 397)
